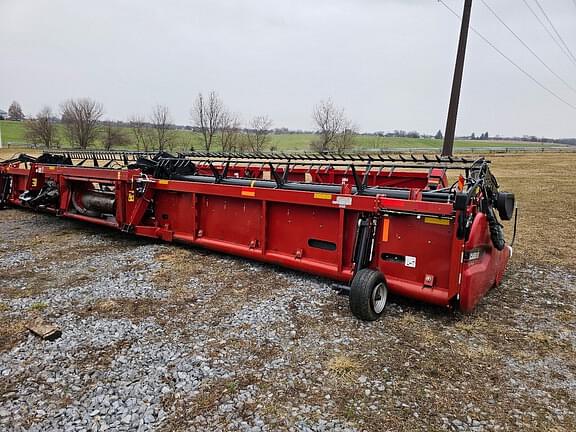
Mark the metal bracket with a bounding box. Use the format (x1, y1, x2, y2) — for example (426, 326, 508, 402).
(268, 163, 284, 188)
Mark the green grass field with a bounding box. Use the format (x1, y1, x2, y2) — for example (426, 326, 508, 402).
(0, 120, 550, 152)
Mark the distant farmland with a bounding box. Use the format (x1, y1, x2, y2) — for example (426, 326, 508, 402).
(0, 120, 554, 152)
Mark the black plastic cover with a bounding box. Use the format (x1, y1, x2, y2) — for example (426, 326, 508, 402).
(496, 192, 515, 221)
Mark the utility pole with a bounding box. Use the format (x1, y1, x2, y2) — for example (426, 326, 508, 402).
(442, 0, 473, 157)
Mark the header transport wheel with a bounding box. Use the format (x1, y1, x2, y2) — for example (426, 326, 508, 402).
(349, 269, 388, 321)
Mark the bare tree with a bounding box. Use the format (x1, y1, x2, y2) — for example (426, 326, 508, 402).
(192, 91, 225, 151)
(128, 115, 154, 151)
(150, 105, 175, 151)
(24, 107, 58, 148)
(102, 122, 127, 150)
(311, 99, 355, 152)
(60, 98, 104, 149)
(220, 112, 242, 152)
(333, 125, 357, 153)
(246, 116, 273, 152)
(8, 101, 24, 121)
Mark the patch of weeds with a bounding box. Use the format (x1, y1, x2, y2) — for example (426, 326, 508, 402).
(453, 319, 479, 333)
(0, 318, 28, 352)
(327, 355, 362, 380)
(556, 309, 575, 323)
(527, 330, 556, 344)
(226, 381, 239, 394)
(401, 311, 418, 325)
(261, 401, 283, 419)
(29, 302, 48, 311)
(160, 376, 256, 431)
(75, 339, 132, 371)
(343, 402, 358, 421)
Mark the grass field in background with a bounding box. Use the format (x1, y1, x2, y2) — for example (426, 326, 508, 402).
(0, 120, 28, 144)
(0, 120, 551, 152)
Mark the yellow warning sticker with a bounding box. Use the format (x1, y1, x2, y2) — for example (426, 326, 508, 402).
(158, 179, 169, 185)
(48, 166, 56, 170)
(241, 190, 256, 197)
(128, 191, 135, 202)
(31, 178, 37, 187)
(314, 193, 332, 200)
(424, 217, 450, 226)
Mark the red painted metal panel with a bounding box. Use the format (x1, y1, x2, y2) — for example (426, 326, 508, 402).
(460, 212, 511, 312)
(266, 202, 341, 264)
(197, 194, 262, 248)
(374, 214, 454, 291)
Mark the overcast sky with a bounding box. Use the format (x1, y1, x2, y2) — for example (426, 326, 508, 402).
(1, 0, 575, 137)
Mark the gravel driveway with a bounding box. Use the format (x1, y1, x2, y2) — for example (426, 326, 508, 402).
(0, 209, 574, 432)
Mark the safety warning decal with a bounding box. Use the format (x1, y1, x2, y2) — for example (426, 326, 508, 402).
(405, 256, 416, 268)
(332, 196, 352, 208)
(241, 190, 256, 197)
(314, 193, 332, 200)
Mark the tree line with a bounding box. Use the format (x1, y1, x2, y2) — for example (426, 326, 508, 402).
(11, 94, 358, 153)
(7, 99, 569, 150)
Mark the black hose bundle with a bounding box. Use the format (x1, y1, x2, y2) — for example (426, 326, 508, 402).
(19, 181, 59, 208)
(486, 206, 506, 251)
(36, 154, 72, 165)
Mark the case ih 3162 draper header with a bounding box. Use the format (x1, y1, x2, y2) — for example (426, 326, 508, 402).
(0, 1, 517, 320)
(0, 150, 516, 320)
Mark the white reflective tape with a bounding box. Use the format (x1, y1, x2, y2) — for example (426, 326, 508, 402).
(332, 196, 352, 207)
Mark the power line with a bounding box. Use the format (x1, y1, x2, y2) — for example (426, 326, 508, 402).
(532, 0, 576, 64)
(479, 0, 576, 95)
(520, 0, 576, 68)
(437, 0, 576, 111)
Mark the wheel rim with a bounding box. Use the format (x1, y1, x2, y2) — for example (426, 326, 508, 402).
(371, 282, 387, 314)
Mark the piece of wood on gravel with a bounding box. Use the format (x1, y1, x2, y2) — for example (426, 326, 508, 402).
(26, 320, 62, 341)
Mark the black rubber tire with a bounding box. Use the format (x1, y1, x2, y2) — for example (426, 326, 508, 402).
(349, 269, 388, 321)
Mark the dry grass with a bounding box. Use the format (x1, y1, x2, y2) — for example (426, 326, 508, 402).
(327, 354, 362, 379)
(0, 317, 28, 352)
(487, 152, 576, 267)
(74, 339, 132, 371)
(160, 375, 258, 432)
(0, 149, 42, 161)
(29, 302, 48, 311)
(152, 247, 204, 299)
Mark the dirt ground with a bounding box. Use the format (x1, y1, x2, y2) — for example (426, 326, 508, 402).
(0, 151, 575, 431)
